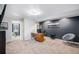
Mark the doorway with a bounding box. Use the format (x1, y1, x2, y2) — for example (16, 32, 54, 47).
(11, 21, 23, 40)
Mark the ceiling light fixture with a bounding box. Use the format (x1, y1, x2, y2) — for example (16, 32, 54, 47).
(12, 21, 20, 24)
(27, 9, 42, 15)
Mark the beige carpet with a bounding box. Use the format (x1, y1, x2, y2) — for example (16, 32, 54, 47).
(6, 37, 79, 54)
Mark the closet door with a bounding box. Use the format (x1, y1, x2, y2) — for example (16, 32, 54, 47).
(0, 31, 5, 54)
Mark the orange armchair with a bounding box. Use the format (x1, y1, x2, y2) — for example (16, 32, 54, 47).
(31, 33, 45, 42)
(35, 33, 45, 42)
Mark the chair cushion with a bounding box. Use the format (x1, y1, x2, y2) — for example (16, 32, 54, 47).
(62, 33, 75, 41)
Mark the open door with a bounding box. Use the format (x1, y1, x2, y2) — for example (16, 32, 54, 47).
(12, 21, 23, 40)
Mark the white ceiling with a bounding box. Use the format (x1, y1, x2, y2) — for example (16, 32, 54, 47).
(4, 4, 79, 21)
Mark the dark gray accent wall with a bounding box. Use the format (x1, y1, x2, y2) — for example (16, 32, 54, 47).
(40, 16, 79, 39)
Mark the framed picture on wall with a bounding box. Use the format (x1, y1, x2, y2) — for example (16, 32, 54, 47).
(48, 20, 60, 28)
(48, 23, 59, 28)
(0, 22, 8, 30)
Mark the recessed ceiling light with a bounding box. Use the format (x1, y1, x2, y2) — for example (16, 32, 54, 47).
(27, 9, 42, 15)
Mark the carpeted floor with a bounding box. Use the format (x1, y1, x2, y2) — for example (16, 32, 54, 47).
(6, 37, 79, 54)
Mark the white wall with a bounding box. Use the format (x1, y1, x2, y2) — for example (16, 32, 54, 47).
(23, 19, 37, 40)
(2, 16, 24, 42)
(2, 17, 12, 42)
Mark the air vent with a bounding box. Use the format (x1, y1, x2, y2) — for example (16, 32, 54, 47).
(0, 22, 8, 31)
